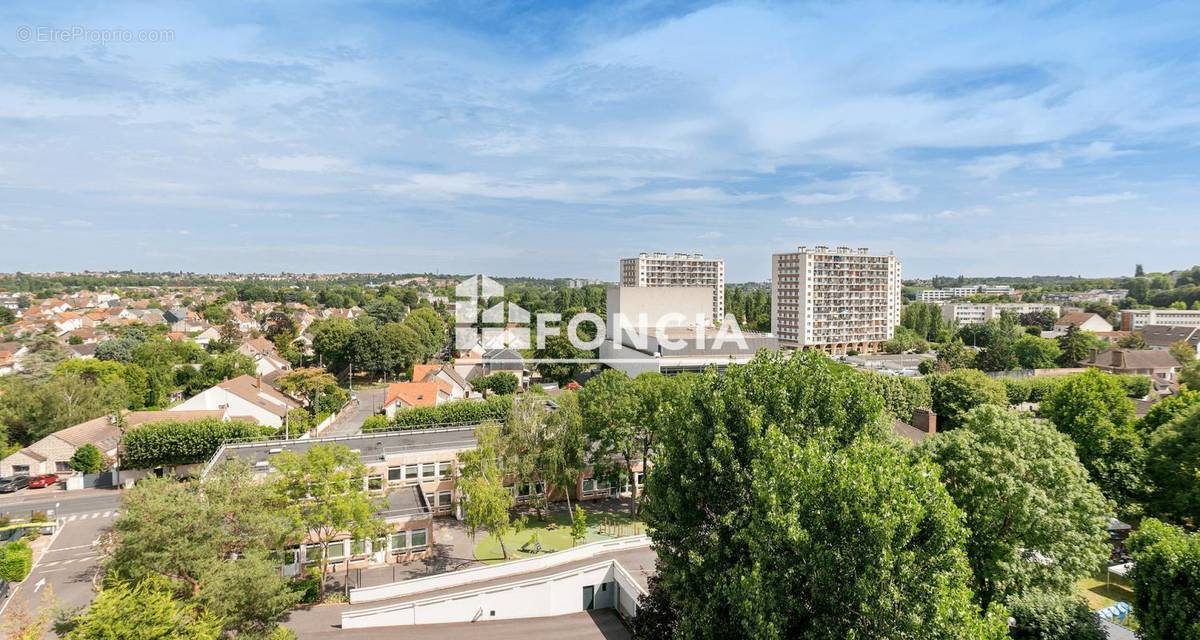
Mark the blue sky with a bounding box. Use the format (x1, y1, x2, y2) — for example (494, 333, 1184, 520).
(1, 1, 1198, 281)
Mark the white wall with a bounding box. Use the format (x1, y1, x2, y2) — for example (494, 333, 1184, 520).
(342, 559, 645, 629)
(606, 286, 713, 339)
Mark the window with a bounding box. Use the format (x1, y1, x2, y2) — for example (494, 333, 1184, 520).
(424, 493, 434, 508)
(388, 467, 403, 482)
(422, 463, 435, 479)
(373, 537, 386, 554)
(327, 542, 345, 559)
(410, 528, 428, 549)
(367, 475, 383, 491)
(438, 491, 452, 508)
(55, 461, 71, 473)
(635, 473, 644, 486)
(305, 546, 322, 564)
(438, 461, 452, 479)
(389, 532, 407, 551)
(350, 539, 367, 556)
(12, 465, 29, 475)
(404, 464, 418, 481)
(518, 483, 531, 498)
(582, 478, 596, 493)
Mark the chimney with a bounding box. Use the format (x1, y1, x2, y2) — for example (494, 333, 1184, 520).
(912, 408, 937, 434)
(1111, 350, 1125, 368)
(255, 374, 262, 389)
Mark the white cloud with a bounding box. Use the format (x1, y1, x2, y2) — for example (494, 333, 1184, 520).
(251, 155, 350, 173)
(784, 215, 858, 229)
(373, 173, 613, 202)
(1063, 191, 1139, 205)
(786, 173, 918, 206)
(963, 142, 1129, 180)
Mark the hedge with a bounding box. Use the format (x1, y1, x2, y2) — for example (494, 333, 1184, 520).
(0, 541, 32, 582)
(367, 394, 514, 431)
(121, 418, 261, 469)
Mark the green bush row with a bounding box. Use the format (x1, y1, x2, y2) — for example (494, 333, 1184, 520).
(364, 394, 514, 431)
(121, 418, 262, 469)
(0, 541, 32, 582)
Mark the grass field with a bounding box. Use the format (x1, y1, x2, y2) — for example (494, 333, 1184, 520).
(473, 509, 645, 564)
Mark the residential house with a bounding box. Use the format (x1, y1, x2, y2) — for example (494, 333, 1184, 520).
(171, 374, 303, 428)
(0, 341, 29, 376)
(382, 381, 441, 418)
(1141, 325, 1200, 359)
(237, 337, 292, 378)
(411, 364, 473, 400)
(0, 409, 227, 478)
(1054, 312, 1114, 333)
(52, 311, 84, 334)
(1082, 349, 1181, 384)
(194, 326, 222, 347)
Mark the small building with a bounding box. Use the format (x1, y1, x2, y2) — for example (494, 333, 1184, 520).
(0, 409, 227, 477)
(1054, 312, 1114, 334)
(1082, 349, 1181, 383)
(891, 408, 938, 445)
(237, 337, 292, 378)
(411, 364, 473, 400)
(172, 375, 302, 428)
(382, 381, 441, 418)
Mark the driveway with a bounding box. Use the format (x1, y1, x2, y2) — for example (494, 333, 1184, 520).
(321, 386, 387, 437)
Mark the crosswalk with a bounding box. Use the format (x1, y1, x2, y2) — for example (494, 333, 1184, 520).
(39, 555, 96, 568)
(61, 511, 113, 522)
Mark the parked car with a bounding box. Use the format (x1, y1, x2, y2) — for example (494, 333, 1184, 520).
(26, 474, 59, 489)
(0, 476, 30, 493)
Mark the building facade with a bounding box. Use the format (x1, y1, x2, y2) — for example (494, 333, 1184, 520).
(771, 246, 902, 355)
(915, 285, 1014, 302)
(940, 302, 1061, 327)
(619, 252, 725, 321)
(1120, 309, 1200, 331)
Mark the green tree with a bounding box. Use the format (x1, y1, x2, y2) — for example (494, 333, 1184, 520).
(276, 368, 340, 415)
(196, 551, 300, 636)
(1170, 340, 1198, 365)
(68, 443, 107, 473)
(1137, 388, 1200, 435)
(921, 406, 1110, 609)
(642, 352, 1005, 639)
(579, 369, 665, 517)
(458, 422, 517, 559)
(543, 392, 586, 516)
(1184, 360, 1200, 390)
(65, 577, 223, 640)
(932, 337, 977, 372)
(1127, 518, 1200, 640)
(1146, 404, 1200, 525)
(533, 333, 595, 384)
(270, 444, 384, 597)
(473, 372, 520, 395)
(1014, 335, 1063, 369)
(1117, 333, 1150, 349)
(569, 505, 587, 547)
(1040, 369, 1144, 507)
(1057, 325, 1099, 367)
(858, 370, 933, 422)
(927, 368, 1008, 430)
(109, 460, 295, 602)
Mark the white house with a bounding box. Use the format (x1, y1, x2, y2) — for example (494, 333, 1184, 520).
(171, 375, 302, 428)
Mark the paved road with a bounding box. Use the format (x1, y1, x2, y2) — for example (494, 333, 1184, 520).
(321, 386, 387, 437)
(287, 609, 630, 640)
(0, 488, 121, 520)
(0, 506, 113, 629)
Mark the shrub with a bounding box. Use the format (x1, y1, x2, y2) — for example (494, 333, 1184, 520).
(121, 418, 261, 469)
(0, 541, 33, 582)
(1115, 374, 1152, 399)
(1006, 590, 1105, 640)
(361, 415, 390, 432)
(1127, 519, 1200, 640)
(372, 394, 514, 430)
(69, 443, 108, 474)
(1001, 378, 1032, 405)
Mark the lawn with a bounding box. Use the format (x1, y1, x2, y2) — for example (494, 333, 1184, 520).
(1078, 570, 1138, 631)
(473, 509, 645, 564)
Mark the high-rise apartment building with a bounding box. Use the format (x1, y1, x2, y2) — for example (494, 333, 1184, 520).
(619, 252, 725, 321)
(771, 246, 902, 354)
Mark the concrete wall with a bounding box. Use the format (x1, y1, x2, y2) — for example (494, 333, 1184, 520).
(606, 286, 713, 339)
(342, 558, 646, 629)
